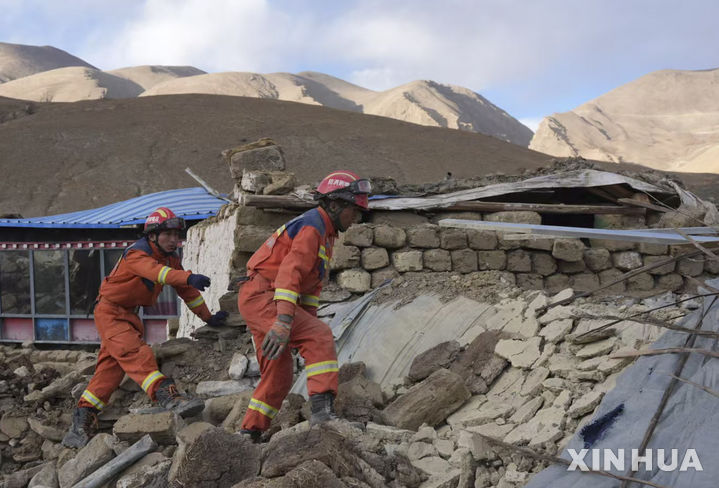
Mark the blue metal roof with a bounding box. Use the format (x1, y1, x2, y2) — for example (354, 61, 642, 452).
(0, 187, 228, 229)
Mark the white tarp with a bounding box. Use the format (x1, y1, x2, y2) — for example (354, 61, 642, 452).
(290, 293, 497, 396)
(524, 282, 719, 488)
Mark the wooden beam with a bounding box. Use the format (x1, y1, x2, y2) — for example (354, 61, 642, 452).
(241, 194, 316, 209)
(445, 201, 645, 215)
(586, 187, 620, 203)
(601, 184, 636, 199)
(617, 198, 672, 213)
(72, 434, 157, 488)
(242, 194, 645, 215)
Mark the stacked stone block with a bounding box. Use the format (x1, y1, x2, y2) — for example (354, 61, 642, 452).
(215, 207, 719, 300)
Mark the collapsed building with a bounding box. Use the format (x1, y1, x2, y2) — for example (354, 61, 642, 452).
(2, 139, 719, 487)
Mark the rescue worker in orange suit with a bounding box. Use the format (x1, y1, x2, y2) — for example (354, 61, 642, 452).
(238, 171, 371, 440)
(62, 207, 228, 448)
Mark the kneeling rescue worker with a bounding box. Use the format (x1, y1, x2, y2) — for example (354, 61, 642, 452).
(239, 170, 371, 440)
(62, 207, 228, 448)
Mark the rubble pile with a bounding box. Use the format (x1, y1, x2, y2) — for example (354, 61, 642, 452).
(0, 275, 703, 487)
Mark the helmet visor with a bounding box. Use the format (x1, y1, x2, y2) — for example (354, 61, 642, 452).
(163, 217, 186, 230)
(349, 179, 372, 194)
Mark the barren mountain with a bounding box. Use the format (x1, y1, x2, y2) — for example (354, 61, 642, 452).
(144, 72, 533, 145)
(529, 68, 719, 173)
(0, 42, 532, 146)
(0, 93, 550, 218)
(108, 65, 207, 91)
(0, 66, 143, 101)
(0, 42, 95, 83)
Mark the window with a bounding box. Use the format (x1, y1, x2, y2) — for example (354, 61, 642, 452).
(69, 249, 101, 315)
(33, 250, 67, 315)
(103, 249, 124, 277)
(0, 251, 31, 314)
(1, 245, 177, 343)
(144, 285, 179, 316)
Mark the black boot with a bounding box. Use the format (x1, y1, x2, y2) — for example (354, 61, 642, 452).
(154, 379, 204, 418)
(62, 407, 99, 448)
(240, 429, 262, 443)
(310, 392, 339, 425)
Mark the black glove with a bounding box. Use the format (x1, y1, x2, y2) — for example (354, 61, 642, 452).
(207, 311, 229, 327)
(187, 273, 211, 291)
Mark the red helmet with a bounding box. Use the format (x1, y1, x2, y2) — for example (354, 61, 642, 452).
(316, 171, 371, 210)
(144, 207, 186, 234)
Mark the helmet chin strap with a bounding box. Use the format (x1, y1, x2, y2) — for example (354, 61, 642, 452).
(149, 233, 172, 256)
(325, 199, 349, 232)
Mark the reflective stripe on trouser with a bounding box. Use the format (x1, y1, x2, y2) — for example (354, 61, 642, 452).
(78, 300, 165, 409)
(238, 275, 339, 432)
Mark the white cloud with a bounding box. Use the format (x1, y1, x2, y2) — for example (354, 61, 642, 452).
(4, 0, 719, 118)
(86, 0, 301, 72)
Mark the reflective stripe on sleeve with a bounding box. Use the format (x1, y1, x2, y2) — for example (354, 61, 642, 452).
(247, 398, 279, 419)
(141, 370, 166, 393)
(156, 266, 172, 284)
(81, 390, 106, 410)
(300, 294, 320, 307)
(186, 296, 205, 309)
(274, 288, 299, 304)
(305, 360, 339, 378)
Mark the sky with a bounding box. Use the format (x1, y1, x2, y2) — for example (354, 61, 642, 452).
(2, 0, 718, 131)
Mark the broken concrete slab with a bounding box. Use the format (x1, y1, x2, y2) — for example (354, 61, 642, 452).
(27, 416, 64, 442)
(229, 352, 249, 380)
(174, 427, 261, 487)
(409, 341, 461, 382)
(539, 318, 573, 344)
(383, 369, 471, 431)
(116, 458, 171, 488)
(196, 379, 253, 396)
(58, 433, 116, 488)
(168, 421, 215, 482)
(494, 337, 541, 369)
(113, 411, 181, 445)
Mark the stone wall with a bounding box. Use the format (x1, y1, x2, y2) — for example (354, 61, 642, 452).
(179, 205, 715, 336)
(179, 204, 297, 338)
(330, 209, 715, 296)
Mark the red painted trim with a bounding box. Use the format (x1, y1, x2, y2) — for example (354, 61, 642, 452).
(0, 241, 185, 249)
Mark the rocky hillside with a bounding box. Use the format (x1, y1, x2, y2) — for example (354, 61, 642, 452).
(0, 94, 551, 218)
(0, 42, 532, 145)
(529, 68, 719, 173)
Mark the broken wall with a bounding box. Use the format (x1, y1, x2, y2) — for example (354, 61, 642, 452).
(179, 205, 718, 339)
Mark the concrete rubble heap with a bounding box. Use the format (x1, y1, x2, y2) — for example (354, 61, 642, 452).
(0, 279, 702, 487)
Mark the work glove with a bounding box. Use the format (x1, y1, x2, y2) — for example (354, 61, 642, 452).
(206, 311, 228, 327)
(187, 273, 211, 291)
(262, 314, 293, 360)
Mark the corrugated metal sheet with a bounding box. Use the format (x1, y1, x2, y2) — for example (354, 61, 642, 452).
(0, 187, 227, 229)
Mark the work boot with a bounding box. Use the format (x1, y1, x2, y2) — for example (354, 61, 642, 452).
(61, 406, 99, 448)
(154, 379, 205, 418)
(240, 429, 262, 443)
(310, 392, 339, 425)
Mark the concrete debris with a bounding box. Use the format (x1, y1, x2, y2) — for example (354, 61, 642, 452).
(0, 263, 706, 488)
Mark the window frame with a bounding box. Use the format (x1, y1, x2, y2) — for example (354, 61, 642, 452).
(0, 245, 180, 344)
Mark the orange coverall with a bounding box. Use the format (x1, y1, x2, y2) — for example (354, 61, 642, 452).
(78, 237, 211, 411)
(240, 207, 339, 431)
